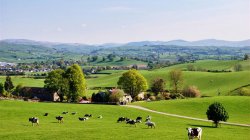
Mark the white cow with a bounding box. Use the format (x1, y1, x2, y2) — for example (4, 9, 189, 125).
(186, 127, 202, 140)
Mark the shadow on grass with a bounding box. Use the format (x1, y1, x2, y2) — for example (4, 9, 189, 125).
(187, 124, 216, 128)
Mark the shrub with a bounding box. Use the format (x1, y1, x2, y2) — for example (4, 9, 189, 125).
(156, 94, 165, 100)
(238, 88, 250, 96)
(149, 95, 156, 101)
(182, 86, 201, 98)
(109, 89, 124, 103)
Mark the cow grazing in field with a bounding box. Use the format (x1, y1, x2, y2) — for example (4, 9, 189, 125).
(117, 117, 126, 123)
(71, 112, 77, 115)
(29, 117, 39, 126)
(79, 117, 88, 121)
(62, 111, 68, 114)
(56, 116, 64, 123)
(186, 127, 202, 140)
(126, 119, 137, 127)
(84, 114, 92, 117)
(98, 115, 103, 119)
(44, 113, 48, 116)
(136, 116, 142, 123)
(145, 115, 151, 122)
(145, 121, 156, 128)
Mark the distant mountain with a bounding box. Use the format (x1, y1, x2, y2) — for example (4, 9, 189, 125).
(125, 39, 250, 47)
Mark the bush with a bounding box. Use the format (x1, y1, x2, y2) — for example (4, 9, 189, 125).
(156, 94, 165, 100)
(238, 88, 250, 96)
(182, 86, 201, 98)
(149, 95, 156, 101)
(109, 89, 124, 103)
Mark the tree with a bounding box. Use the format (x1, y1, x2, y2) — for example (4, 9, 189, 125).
(4, 75, 14, 92)
(169, 69, 183, 94)
(182, 85, 201, 97)
(0, 82, 5, 95)
(117, 69, 148, 99)
(109, 89, 124, 104)
(206, 102, 229, 127)
(244, 54, 249, 60)
(44, 69, 69, 101)
(65, 64, 87, 102)
(15, 83, 24, 97)
(234, 64, 243, 71)
(151, 78, 166, 95)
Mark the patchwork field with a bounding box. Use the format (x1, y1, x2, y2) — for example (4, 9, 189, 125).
(0, 100, 249, 140)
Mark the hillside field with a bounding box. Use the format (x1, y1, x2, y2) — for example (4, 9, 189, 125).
(0, 100, 249, 140)
(132, 96, 250, 124)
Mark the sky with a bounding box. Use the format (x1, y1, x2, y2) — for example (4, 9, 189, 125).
(0, 0, 250, 44)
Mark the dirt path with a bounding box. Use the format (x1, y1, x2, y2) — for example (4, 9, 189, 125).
(122, 105, 250, 127)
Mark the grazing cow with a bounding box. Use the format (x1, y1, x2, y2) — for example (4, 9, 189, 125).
(62, 111, 68, 114)
(98, 115, 103, 119)
(186, 127, 202, 140)
(84, 114, 92, 117)
(71, 112, 77, 115)
(79, 117, 88, 121)
(29, 117, 39, 126)
(44, 113, 48, 116)
(145, 121, 156, 128)
(117, 117, 126, 123)
(126, 119, 137, 127)
(136, 116, 142, 123)
(145, 115, 151, 122)
(56, 116, 64, 123)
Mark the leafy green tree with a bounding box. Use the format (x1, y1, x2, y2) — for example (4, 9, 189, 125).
(44, 69, 69, 102)
(15, 83, 24, 97)
(4, 75, 14, 92)
(244, 54, 249, 60)
(169, 69, 183, 94)
(206, 102, 229, 127)
(117, 69, 148, 99)
(151, 78, 166, 95)
(0, 82, 5, 95)
(65, 64, 87, 102)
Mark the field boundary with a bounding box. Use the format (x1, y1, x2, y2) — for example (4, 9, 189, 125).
(123, 105, 250, 127)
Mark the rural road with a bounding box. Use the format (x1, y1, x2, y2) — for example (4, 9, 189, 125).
(123, 105, 250, 127)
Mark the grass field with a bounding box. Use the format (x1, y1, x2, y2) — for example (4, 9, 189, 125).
(132, 96, 250, 124)
(0, 76, 44, 87)
(0, 100, 249, 140)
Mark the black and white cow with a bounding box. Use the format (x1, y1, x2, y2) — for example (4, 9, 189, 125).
(78, 117, 88, 121)
(56, 116, 64, 123)
(84, 114, 92, 117)
(117, 117, 126, 123)
(29, 117, 39, 126)
(136, 116, 142, 123)
(186, 127, 202, 140)
(126, 119, 137, 127)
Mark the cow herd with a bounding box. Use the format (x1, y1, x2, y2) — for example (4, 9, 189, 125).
(29, 113, 202, 139)
(117, 115, 156, 128)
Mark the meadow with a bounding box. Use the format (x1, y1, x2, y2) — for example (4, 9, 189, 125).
(0, 100, 249, 140)
(132, 96, 250, 124)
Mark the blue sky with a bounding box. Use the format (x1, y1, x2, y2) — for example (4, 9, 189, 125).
(0, 0, 250, 44)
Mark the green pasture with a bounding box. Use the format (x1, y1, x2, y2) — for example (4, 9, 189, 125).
(133, 96, 250, 124)
(0, 100, 249, 140)
(0, 76, 44, 87)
